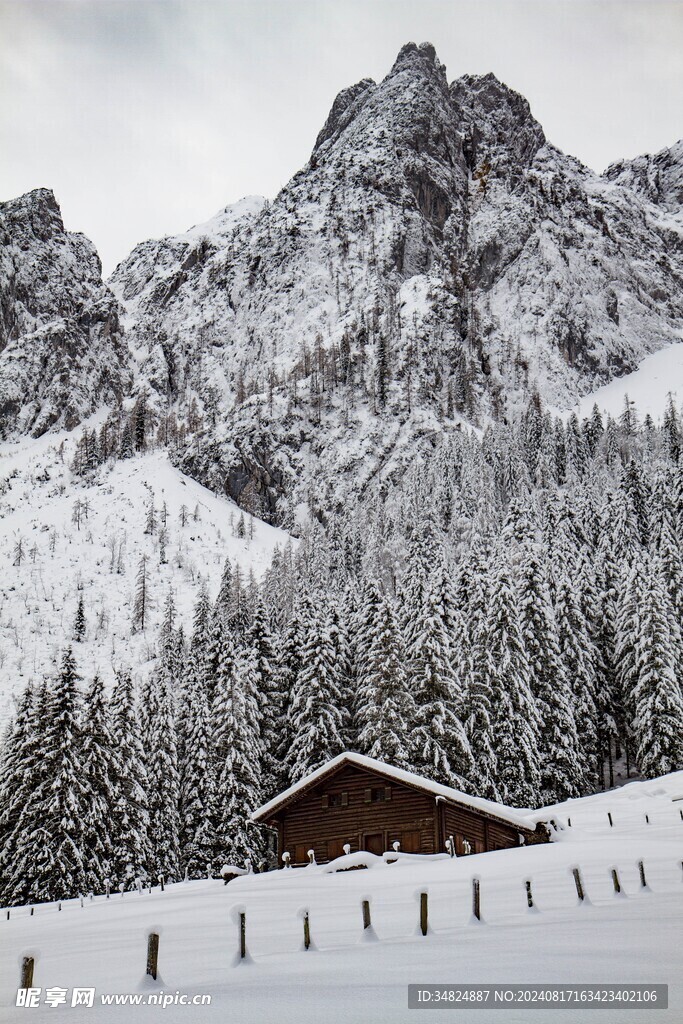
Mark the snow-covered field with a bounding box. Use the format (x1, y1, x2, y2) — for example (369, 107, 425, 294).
(2, 775, 681, 1023)
(0, 424, 291, 724)
(567, 340, 683, 423)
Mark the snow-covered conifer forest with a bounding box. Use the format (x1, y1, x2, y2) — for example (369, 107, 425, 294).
(1, 40, 682, 912)
(2, 390, 683, 903)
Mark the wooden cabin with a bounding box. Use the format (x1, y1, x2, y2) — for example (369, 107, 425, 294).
(252, 752, 548, 866)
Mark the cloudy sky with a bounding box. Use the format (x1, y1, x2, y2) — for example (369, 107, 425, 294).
(1, 0, 681, 275)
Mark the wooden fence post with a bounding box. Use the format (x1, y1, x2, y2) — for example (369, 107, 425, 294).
(105, 879, 110, 899)
(567, 817, 571, 827)
(607, 812, 613, 827)
(611, 868, 622, 894)
(525, 880, 534, 908)
(30, 907, 34, 917)
(6, 909, 9, 920)
(158, 874, 165, 893)
(420, 892, 428, 935)
(472, 878, 481, 920)
(362, 900, 371, 930)
(20, 956, 34, 990)
(572, 867, 585, 901)
(240, 912, 246, 960)
(638, 860, 647, 888)
(303, 911, 311, 950)
(146, 933, 159, 980)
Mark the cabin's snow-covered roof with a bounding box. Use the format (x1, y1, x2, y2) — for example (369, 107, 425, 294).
(252, 752, 539, 831)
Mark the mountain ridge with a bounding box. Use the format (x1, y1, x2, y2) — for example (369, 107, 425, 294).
(1, 42, 683, 520)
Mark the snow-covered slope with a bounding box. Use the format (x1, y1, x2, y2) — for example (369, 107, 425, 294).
(1, 773, 681, 1022)
(567, 338, 683, 423)
(0, 427, 291, 724)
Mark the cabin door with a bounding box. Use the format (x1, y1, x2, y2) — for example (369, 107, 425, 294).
(363, 832, 384, 856)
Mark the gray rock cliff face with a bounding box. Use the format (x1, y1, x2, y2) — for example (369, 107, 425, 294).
(0, 188, 129, 436)
(2, 44, 682, 516)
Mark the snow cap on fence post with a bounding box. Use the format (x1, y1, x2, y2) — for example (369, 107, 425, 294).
(297, 907, 316, 951)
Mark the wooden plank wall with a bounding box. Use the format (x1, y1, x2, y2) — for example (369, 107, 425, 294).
(279, 765, 438, 863)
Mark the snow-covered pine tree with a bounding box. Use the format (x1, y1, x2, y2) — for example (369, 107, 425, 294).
(632, 559, 683, 777)
(110, 667, 150, 881)
(286, 599, 345, 783)
(0, 682, 43, 904)
(462, 551, 499, 799)
(357, 594, 412, 766)
(614, 562, 646, 776)
(554, 567, 600, 791)
(141, 667, 181, 880)
(73, 593, 86, 641)
(213, 646, 265, 868)
(132, 555, 151, 633)
(483, 556, 541, 807)
(179, 666, 215, 876)
(16, 648, 90, 902)
(144, 494, 157, 535)
(404, 568, 475, 790)
(247, 597, 282, 800)
(215, 556, 233, 619)
(518, 545, 581, 802)
(80, 674, 119, 890)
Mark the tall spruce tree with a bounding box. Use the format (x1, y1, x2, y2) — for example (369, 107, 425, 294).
(357, 595, 412, 766)
(286, 601, 345, 783)
(17, 648, 89, 902)
(80, 674, 119, 889)
(518, 546, 581, 802)
(483, 558, 541, 807)
(213, 647, 265, 867)
(110, 668, 150, 881)
(632, 561, 683, 777)
(142, 667, 181, 879)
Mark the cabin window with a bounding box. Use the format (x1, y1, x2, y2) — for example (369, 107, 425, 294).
(364, 786, 391, 803)
(323, 791, 348, 809)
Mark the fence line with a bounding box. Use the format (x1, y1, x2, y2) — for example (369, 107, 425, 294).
(13, 854, 675, 990)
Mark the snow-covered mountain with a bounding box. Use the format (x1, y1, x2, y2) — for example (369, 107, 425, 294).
(1, 41, 683, 528)
(0, 189, 129, 438)
(107, 42, 683, 416)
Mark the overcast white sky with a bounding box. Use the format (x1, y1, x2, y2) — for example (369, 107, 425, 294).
(1, 0, 681, 275)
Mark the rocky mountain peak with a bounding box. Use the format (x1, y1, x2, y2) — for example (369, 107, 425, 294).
(0, 190, 128, 436)
(450, 72, 546, 178)
(0, 187, 66, 245)
(605, 139, 683, 215)
(312, 78, 376, 156)
(389, 40, 447, 80)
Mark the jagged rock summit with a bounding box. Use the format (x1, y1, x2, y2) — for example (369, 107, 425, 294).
(0, 188, 128, 436)
(1, 43, 682, 519)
